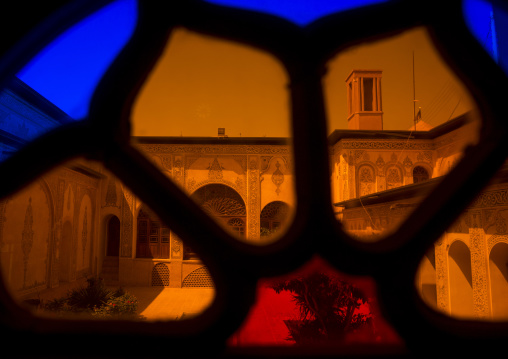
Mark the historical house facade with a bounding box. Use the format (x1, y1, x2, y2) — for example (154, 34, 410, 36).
(330, 70, 506, 321)
(1, 70, 506, 321)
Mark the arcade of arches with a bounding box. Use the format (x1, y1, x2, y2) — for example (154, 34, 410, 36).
(1, 115, 508, 320)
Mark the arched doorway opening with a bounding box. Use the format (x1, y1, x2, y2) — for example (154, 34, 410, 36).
(106, 216, 120, 257)
(489, 242, 508, 319)
(189, 184, 246, 258)
(59, 221, 73, 282)
(260, 201, 290, 236)
(191, 183, 246, 234)
(417, 248, 437, 309)
(448, 240, 473, 318)
(413, 166, 430, 183)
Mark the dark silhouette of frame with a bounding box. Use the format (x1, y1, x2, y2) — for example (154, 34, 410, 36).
(1, 0, 508, 357)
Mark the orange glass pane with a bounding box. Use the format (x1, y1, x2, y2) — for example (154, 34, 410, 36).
(0, 158, 214, 321)
(416, 162, 508, 321)
(325, 27, 481, 241)
(131, 28, 295, 244)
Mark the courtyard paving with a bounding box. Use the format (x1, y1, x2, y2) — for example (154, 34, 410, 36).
(121, 286, 215, 320)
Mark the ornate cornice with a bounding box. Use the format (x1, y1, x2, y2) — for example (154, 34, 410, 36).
(339, 139, 434, 151)
(471, 189, 508, 208)
(138, 144, 291, 155)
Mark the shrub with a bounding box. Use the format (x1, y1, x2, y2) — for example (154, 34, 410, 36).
(41, 277, 140, 319)
(92, 292, 138, 318)
(271, 272, 372, 344)
(66, 277, 112, 311)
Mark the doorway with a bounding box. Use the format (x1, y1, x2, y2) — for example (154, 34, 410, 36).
(106, 216, 120, 257)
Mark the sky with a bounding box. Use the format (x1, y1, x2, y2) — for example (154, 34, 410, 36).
(13, 0, 499, 137)
(132, 26, 475, 137)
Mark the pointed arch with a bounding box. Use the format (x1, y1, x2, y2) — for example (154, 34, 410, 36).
(489, 242, 508, 319)
(448, 240, 473, 318)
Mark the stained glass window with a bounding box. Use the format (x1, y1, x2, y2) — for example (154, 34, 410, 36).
(0, 0, 507, 357)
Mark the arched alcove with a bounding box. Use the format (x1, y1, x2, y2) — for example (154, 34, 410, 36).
(191, 183, 246, 237)
(60, 221, 73, 282)
(357, 164, 376, 196)
(417, 248, 437, 309)
(489, 242, 508, 319)
(385, 165, 403, 190)
(106, 216, 120, 257)
(413, 165, 430, 184)
(448, 240, 473, 318)
(151, 263, 170, 287)
(260, 201, 290, 236)
(182, 266, 214, 288)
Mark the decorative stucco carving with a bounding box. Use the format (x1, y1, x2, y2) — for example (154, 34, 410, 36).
(120, 186, 134, 257)
(417, 151, 432, 163)
(375, 155, 385, 169)
(22, 197, 34, 288)
(271, 161, 284, 196)
(247, 157, 260, 239)
(104, 177, 118, 208)
(81, 208, 87, 263)
(139, 144, 291, 155)
(469, 211, 490, 318)
(173, 156, 184, 185)
(434, 236, 449, 313)
(207, 157, 224, 181)
(341, 139, 434, 151)
(471, 189, 508, 208)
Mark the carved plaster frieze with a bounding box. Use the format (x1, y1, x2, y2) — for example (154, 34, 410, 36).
(471, 189, 508, 208)
(138, 144, 291, 155)
(375, 155, 385, 170)
(340, 139, 434, 151)
(207, 157, 224, 181)
(417, 151, 433, 163)
(247, 156, 260, 239)
(272, 161, 284, 196)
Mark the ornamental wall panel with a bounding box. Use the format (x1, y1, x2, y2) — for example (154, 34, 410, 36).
(0, 180, 52, 296)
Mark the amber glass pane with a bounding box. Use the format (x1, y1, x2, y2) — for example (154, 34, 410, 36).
(416, 163, 508, 321)
(228, 256, 402, 346)
(325, 27, 481, 242)
(131, 28, 295, 244)
(0, 158, 214, 321)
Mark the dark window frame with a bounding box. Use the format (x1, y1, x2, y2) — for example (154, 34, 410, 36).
(0, 0, 508, 357)
(136, 209, 170, 259)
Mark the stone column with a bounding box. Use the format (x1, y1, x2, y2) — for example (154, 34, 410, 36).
(348, 151, 355, 200)
(169, 233, 183, 288)
(120, 186, 134, 258)
(247, 156, 260, 241)
(50, 179, 65, 288)
(469, 210, 490, 319)
(434, 234, 450, 314)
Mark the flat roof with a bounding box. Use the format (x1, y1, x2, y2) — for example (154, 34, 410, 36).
(133, 136, 291, 146)
(328, 112, 471, 146)
(333, 177, 441, 209)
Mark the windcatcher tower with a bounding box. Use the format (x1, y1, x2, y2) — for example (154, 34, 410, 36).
(345, 69, 383, 130)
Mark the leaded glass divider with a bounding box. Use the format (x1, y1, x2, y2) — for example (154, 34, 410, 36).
(0, 0, 508, 358)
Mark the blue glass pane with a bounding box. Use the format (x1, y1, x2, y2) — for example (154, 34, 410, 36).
(463, 0, 508, 73)
(0, 78, 73, 161)
(204, 0, 390, 26)
(16, 0, 138, 120)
